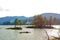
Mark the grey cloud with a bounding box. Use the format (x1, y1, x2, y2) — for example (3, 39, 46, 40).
(0, 7, 10, 11)
(5, 9, 10, 11)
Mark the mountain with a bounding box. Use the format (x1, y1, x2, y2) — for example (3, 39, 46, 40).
(0, 13, 60, 24)
(41, 13, 60, 19)
(0, 16, 33, 24)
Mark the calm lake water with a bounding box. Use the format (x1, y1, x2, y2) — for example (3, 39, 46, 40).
(0, 25, 60, 40)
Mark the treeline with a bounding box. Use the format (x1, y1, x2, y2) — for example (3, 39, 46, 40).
(32, 15, 59, 28)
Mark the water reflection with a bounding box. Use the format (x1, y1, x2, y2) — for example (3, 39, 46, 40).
(1, 25, 60, 40)
(0, 28, 48, 40)
(0, 29, 16, 40)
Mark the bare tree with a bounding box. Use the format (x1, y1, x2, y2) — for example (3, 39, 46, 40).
(32, 15, 44, 28)
(53, 17, 58, 25)
(43, 16, 47, 26)
(49, 16, 53, 27)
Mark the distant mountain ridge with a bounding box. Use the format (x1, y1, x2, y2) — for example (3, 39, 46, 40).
(0, 16, 33, 24)
(0, 13, 60, 24)
(41, 13, 60, 19)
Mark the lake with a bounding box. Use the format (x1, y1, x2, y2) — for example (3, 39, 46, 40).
(0, 25, 60, 40)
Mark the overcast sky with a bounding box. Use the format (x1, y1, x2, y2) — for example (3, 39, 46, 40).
(0, 0, 60, 17)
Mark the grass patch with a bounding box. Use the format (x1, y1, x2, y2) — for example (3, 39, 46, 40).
(26, 26, 54, 29)
(6, 27, 22, 30)
(20, 31, 30, 34)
